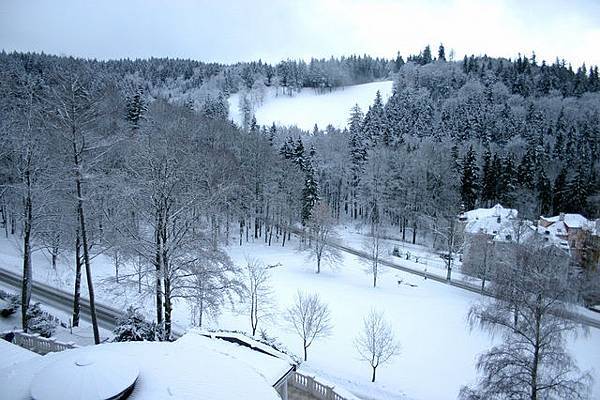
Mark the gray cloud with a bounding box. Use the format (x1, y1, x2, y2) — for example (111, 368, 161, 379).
(0, 0, 597, 66)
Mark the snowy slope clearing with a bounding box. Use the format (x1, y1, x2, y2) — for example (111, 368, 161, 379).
(1, 235, 599, 400)
(228, 81, 394, 130)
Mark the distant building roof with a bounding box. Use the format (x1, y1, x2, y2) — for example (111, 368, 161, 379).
(462, 204, 523, 242)
(540, 213, 591, 230)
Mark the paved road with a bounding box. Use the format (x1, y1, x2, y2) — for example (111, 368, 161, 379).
(0, 267, 121, 331)
(0, 267, 189, 337)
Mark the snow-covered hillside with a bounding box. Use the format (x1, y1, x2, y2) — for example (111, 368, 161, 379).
(228, 81, 394, 130)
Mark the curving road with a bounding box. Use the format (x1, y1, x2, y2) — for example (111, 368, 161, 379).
(0, 267, 121, 331)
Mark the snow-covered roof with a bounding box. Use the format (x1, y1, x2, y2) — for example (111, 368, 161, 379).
(0, 332, 284, 400)
(180, 331, 294, 386)
(30, 351, 139, 400)
(198, 330, 297, 366)
(462, 204, 521, 242)
(0, 338, 39, 370)
(541, 213, 590, 229)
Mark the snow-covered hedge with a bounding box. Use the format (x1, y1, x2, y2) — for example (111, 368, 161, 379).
(0, 290, 20, 318)
(26, 303, 58, 338)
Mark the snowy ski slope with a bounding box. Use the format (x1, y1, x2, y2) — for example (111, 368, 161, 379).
(228, 81, 394, 130)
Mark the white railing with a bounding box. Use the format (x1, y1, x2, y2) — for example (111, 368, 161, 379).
(290, 372, 354, 400)
(3, 330, 78, 355)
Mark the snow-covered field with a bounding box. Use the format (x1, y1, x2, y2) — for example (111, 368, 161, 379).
(228, 81, 394, 130)
(1, 234, 599, 400)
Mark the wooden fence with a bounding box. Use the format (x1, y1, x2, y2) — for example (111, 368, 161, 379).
(290, 372, 355, 400)
(3, 330, 78, 355)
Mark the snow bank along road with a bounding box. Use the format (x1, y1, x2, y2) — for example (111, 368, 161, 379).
(286, 226, 600, 330)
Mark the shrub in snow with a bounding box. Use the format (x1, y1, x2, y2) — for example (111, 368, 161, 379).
(26, 303, 58, 338)
(113, 306, 159, 342)
(0, 291, 20, 318)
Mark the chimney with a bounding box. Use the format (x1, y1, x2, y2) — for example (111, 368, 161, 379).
(559, 213, 565, 222)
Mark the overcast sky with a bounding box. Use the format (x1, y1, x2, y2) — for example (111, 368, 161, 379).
(1, 0, 599, 67)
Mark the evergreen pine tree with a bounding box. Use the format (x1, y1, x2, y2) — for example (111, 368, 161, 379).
(499, 154, 517, 206)
(293, 138, 306, 170)
(437, 44, 446, 62)
(268, 123, 277, 146)
(460, 146, 479, 210)
(393, 52, 405, 73)
(348, 104, 367, 219)
(553, 130, 564, 160)
(301, 150, 319, 224)
(517, 146, 537, 190)
(552, 168, 568, 214)
(537, 170, 553, 216)
(481, 149, 495, 206)
(126, 88, 147, 132)
(421, 45, 433, 65)
(567, 165, 589, 213)
(362, 91, 388, 146)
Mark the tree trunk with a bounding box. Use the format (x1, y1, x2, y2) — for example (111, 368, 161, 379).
(21, 183, 33, 332)
(372, 366, 377, 382)
(251, 298, 257, 336)
(303, 340, 308, 361)
(75, 164, 100, 344)
(137, 255, 142, 294)
(225, 208, 230, 245)
(161, 216, 171, 340)
(530, 300, 542, 400)
(402, 217, 406, 242)
(163, 274, 172, 340)
(114, 251, 119, 283)
(72, 227, 82, 327)
(412, 220, 417, 244)
(373, 263, 377, 288)
(154, 214, 164, 330)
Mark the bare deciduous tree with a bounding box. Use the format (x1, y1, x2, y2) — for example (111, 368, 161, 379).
(461, 240, 592, 400)
(361, 221, 385, 287)
(307, 202, 341, 273)
(355, 309, 400, 382)
(427, 213, 464, 281)
(243, 258, 274, 336)
(46, 67, 107, 344)
(286, 290, 332, 361)
(462, 232, 496, 292)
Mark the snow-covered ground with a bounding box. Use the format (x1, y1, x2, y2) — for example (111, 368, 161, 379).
(1, 234, 599, 400)
(228, 81, 394, 130)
